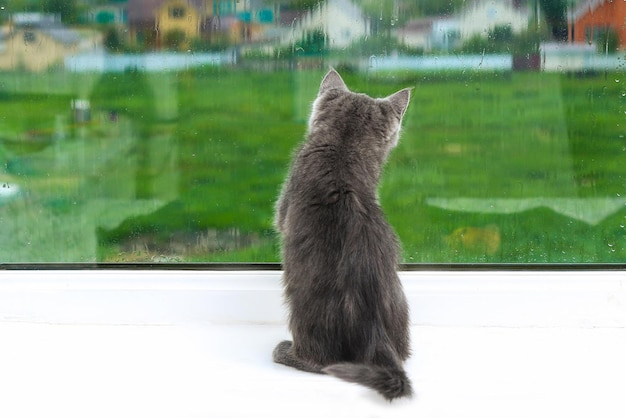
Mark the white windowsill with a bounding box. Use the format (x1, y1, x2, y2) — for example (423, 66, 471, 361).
(1, 269, 625, 418)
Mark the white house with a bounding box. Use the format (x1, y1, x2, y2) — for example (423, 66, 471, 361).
(397, 17, 461, 52)
(278, 0, 370, 49)
(459, 0, 531, 40)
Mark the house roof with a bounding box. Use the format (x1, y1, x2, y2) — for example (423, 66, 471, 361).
(397, 17, 460, 36)
(402, 18, 435, 32)
(128, 0, 164, 24)
(12, 12, 60, 26)
(45, 28, 83, 45)
(461, 0, 529, 15)
(278, 9, 306, 27)
(8, 14, 87, 46)
(572, 0, 606, 21)
(127, 0, 204, 25)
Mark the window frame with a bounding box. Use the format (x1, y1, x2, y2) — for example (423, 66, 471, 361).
(1, 265, 624, 328)
(169, 7, 186, 19)
(1, 263, 625, 271)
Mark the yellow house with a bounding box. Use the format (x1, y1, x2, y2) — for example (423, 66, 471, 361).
(128, 0, 263, 49)
(129, 0, 207, 49)
(156, 0, 201, 48)
(0, 24, 100, 72)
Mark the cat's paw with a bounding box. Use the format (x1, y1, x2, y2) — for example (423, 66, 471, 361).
(272, 340, 293, 363)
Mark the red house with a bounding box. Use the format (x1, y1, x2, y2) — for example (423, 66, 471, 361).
(570, 0, 626, 51)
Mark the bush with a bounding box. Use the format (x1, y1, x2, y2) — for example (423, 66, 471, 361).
(461, 27, 541, 55)
(341, 34, 423, 58)
(596, 27, 619, 54)
(164, 29, 186, 51)
(103, 26, 124, 53)
(190, 36, 231, 52)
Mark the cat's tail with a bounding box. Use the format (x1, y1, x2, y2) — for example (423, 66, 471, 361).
(322, 363, 412, 401)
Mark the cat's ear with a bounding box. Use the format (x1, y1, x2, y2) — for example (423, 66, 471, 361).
(319, 68, 348, 95)
(387, 88, 412, 119)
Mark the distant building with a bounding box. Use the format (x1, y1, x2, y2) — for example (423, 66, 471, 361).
(0, 13, 101, 72)
(127, 0, 273, 50)
(459, 0, 530, 40)
(396, 18, 461, 52)
(276, 0, 370, 50)
(570, 0, 626, 51)
(11, 13, 61, 27)
(202, 0, 273, 45)
(128, 0, 202, 49)
(397, 0, 532, 52)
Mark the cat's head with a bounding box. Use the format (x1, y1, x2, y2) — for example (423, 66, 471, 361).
(308, 69, 411, 158)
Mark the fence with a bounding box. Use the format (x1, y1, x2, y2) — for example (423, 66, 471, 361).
(65, 51, 235, 73)
(64, 49, 625, 73)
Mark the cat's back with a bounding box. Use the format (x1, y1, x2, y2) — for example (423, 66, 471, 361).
(284, 144, 398, 272)
(289, 89, 385, 209)
(279, 69, 410, 274)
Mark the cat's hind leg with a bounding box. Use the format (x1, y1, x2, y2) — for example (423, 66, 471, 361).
(272, 340, 324, 374)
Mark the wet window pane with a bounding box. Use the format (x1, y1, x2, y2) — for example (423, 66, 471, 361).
(0, 1, 624, 264)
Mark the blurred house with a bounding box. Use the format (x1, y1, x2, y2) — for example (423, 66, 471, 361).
(397, 0, 531, 52)
(0, 13, 101, 72)
(459, 0, 530, 40)
(276, 0, 370, 50)
(570, 0, 626, 51)
(203, 0, 273, 45)
(128, 0, 201, 49)
(127, 0, 273, 49)
(396, 17, 460, 52)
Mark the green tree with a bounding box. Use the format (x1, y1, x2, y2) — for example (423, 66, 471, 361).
(103, 26, 123, 53)
(596, 27, 619, 54)
(1, 0, 43, 18)
(355, 0, 401, 36)
(42, 0, 79, 24)
(413, 0, 465, 16)
(538, 0, 568, 41)
(279, 0, 324, 10)
(2, 0, 39, 12)
(164, 29, 187, 51)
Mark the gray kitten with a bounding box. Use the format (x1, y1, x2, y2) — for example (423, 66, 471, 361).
(273, 69, 412, 400)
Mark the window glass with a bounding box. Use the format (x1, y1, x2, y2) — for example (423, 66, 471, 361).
(0, 0, 624, 264)
(170, 7, 185, 19)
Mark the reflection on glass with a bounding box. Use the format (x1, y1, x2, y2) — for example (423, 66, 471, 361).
(0, 0, 624, 263)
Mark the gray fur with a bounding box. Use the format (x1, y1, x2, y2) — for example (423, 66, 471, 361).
(273, 69, 412, 401)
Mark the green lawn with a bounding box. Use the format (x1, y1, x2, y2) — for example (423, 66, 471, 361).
(1, 68, 624, 263)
